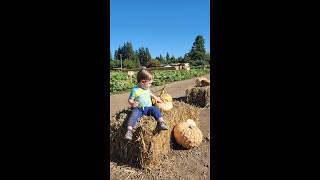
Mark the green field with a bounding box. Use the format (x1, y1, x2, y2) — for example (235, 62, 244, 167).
(110, 68, 210, 94)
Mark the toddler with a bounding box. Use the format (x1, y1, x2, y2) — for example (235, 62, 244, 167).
(124, 69, 168, 141)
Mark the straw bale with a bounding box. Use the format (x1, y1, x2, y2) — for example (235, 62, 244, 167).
(186, 86, 210, 108)
(110, 101, 200, 169)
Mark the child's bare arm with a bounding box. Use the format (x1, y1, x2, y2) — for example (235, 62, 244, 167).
(128, 98, 139, 107)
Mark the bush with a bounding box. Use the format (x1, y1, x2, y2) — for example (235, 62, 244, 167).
(146, 59, 161, 67)
(190, 60, 209, 67)
(110, 60, 121, 69)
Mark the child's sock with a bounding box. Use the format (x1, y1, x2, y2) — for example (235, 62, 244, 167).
(127, 126, 133, 132)
(158, 120, 168, 130)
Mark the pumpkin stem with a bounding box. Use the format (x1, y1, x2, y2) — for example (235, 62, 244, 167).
(160, 85, 166, 99)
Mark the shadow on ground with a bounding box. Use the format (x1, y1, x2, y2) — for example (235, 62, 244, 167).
(172, 96, 187, 103)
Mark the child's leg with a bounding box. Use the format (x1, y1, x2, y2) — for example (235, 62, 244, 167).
(127, 108, 142, 129)
(124, 108, 142, 141)
(146, 107, 168, 130)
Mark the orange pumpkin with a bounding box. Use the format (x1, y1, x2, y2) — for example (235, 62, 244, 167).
(174, 121, 203, 149)
(151, 98, 157, 106)
(161, 93, 173, 102)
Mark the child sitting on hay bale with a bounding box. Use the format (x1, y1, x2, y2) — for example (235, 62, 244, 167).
(124, 69, 168, 141)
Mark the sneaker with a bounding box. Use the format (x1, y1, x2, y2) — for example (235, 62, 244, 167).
(124, 130, 133, 141)
(158, 121, 168, 130)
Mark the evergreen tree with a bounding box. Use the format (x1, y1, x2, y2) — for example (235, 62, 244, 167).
(205, 52, 210, 64)
(188, 35, 206, 60)
(166, 52, 170, 61)
(114, 42, 139, 62)
(110, 49, 113, 61)
(145, 47, 152, 60)
(114, 46, 122, 60)
(136, 47, 152, 66)
(159, 54, 164, 62)
(114, 50, 118, 60)
(126, 42, 138, 60)
(183, 53, 191, 63)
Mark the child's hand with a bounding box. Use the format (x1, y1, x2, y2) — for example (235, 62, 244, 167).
(132, 101, 139, 107)
(156, 97, 163, 103)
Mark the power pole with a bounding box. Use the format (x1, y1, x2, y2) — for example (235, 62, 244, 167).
(119, 54, 122, 69)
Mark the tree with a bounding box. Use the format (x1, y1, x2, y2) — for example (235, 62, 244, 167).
(204, 52, 210, 64)
(121, 42, 138, 61)
(166, 52, 170, 61)
(183, 53, 191, 63)
(170, 55, 176, 61)
(110, 60, 120, 69)
(146, 59, 161, 67)
(114, 47, 121, 60)
(145, 48, 152, 60)
(113, 42, 137, 61)
(188, 35, 206, 60)
(136, 47, 151, 66)
(159, 54, 164, 62)
(123, 59, 137, 69)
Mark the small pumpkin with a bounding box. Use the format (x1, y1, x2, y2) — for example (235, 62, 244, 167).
(156, 101, 173, 112)
(151, 98, 157, 106)
(174, 121, 203, 149)
(155, 85, 173, 111)
(161, 93, 173, 102)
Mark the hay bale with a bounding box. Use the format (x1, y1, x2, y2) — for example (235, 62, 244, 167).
(110, 101, 200, 169)
(186, 86, 210, 108)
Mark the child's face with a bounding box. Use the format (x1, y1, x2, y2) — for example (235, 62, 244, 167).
(141, 79, 153, 89)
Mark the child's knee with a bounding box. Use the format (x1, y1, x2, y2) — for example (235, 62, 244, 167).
(128, 109, 141, 126)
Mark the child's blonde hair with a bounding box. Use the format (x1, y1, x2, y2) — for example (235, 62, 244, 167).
(137, 69, 153, 83)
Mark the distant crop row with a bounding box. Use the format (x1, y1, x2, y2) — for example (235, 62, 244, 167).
(110, 68, 210, 94)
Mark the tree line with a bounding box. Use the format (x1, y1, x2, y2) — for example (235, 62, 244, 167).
(110, 35, 210, 69)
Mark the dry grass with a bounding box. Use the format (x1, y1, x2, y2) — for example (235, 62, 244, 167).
(186, 86, 210, 108)
(110, 101, 200, 169)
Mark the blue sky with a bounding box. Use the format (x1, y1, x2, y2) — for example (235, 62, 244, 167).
(110, 0, 210, 59)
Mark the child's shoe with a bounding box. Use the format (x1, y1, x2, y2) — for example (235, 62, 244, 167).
(124, 130, 133, 141)
(158, 121, 168, 130)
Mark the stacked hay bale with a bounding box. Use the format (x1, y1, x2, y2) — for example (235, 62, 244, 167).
(110, 101, 200, 169)
(186, 77, 210, 108)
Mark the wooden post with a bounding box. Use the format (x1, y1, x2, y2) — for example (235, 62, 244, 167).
(128, 71, 134, 83)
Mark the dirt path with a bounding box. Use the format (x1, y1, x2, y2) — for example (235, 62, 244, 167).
(110, 74, 211, 179)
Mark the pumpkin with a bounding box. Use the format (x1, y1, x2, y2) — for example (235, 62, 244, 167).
(151, 98, 157, 105)
(154, 85, 173, 111)
(186, 119, 197, 127)
(161, 93, 173, 102)
(155, 101, 173, 112)
(174, 121, 203, 149)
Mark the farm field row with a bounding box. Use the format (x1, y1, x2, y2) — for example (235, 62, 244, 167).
(110, 68, 210, 94)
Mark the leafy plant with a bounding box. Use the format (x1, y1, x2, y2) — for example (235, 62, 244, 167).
(110, 68, 210, 94)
